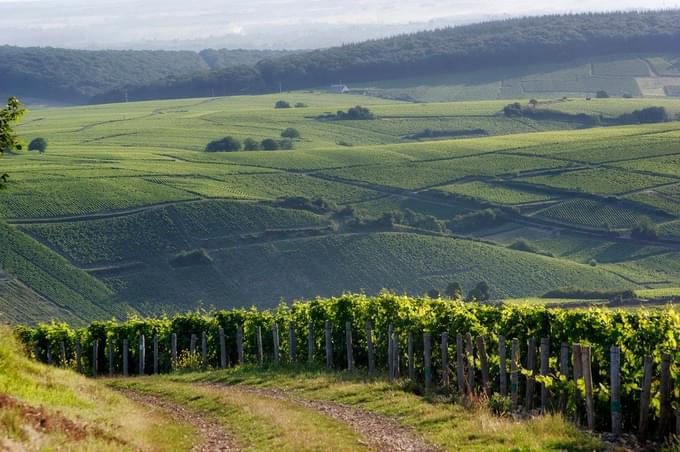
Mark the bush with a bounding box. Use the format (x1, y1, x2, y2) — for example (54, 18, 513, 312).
(275, 100, 291, 109)
(488, 394, 512, 415)
(281, 128, 301, 139)
(260, 138, 280, 151)
(294, 103, 308, 108)
(467, 281, 491, 301)
(28, 137, 47, 153)
(278, 139, 294, 150)
(427, 289, 441, 299)
(318, 105, 375, 120)
(205, 136, 241, 152)
(243, 137, 260, 151)
(595, 90, 610, 98)
(445, 282, 463, 300)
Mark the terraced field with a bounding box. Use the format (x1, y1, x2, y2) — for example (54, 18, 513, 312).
(2, 92, 680, 322)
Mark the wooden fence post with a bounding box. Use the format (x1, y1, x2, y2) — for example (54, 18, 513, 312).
(456, 334, 465, 395)
(123, 338, 129, 376)
(441, 332, 449, 388)
(76, 339, 82, 373)
(60, 341, 66, 367)
(477, 336, 490, 397)
(289, 321, 296, 363)
(219, 328, 226, 369)
(388, 324, 394, 381)
(639, 355, 653, 439)
(407, 331, 415, 381)
(139, 335, 146, 376)
(237, 326, 245, 366)
(525, 337, 536, 410)
(325, 321, 332, 369)
(272, 324, 279, 365)
(499, 336, 507, 396)
(572, 343, 583, 424)
(108, 338, 114, 377)
(190, 334, 197, 356)
(47, 344, 53, 365)
(171, 333, 177, 371)
(366, 322, 375, 375)
(658, 353, 673, 438)
(511, 338, 519, 410)
(201, 331, 207, 369)
(465, 333, 474, 395)
(559, 343, 569, 412)
(308, 322, 315, 364)
(153, 335, 159, 375)
(392, 331, 400, 379)
(345, 322, 354, 371)
(256, 326, 263, 366)
(424, 332, 432, 391)
(92, 339, 98, 378)
(540, 337, 549, 413)
(610, 346, 621, 438)
(581, 345, 595, 431)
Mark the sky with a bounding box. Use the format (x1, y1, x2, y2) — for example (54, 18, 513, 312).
(0, 0, 677, 50)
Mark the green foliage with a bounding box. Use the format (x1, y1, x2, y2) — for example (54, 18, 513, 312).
(631, 217, 659, 241)
(0, 97, 25, 188)
(596, 90, 610, 99)
(206, 136, 242, 152)
(281, 128, 301, 139)
(261, 138, 280, 151)
(275, 100, 291, 109)
(243, 137, 260, 151)
(445, 282, 463, 300)
(318, 106, 375, 121)
(27, 137, 47, 153)
(466, 281, 490, 301)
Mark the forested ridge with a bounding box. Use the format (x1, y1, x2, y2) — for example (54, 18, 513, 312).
(93, 10, 680, 103)
(0, 46, 291, 103)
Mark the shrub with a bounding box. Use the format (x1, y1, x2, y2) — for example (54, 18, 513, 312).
(467, 281, 491, 301)
(260, 138, 280, 151)
(294, 103, 308, 108)
(281, 128, 301, 139)
(427, 289, 441, 299)
(445, 282, 463, 300)
(595, 90, 610, 99)
(488, 394, 512, 415)
(205, 136, 241, 152)
(275, 100, 291, 109)
(318, 105, 374, 120)
(28, 137, 47, 153)
(243, 137, 260, 151)
(278, 139, 294, 150)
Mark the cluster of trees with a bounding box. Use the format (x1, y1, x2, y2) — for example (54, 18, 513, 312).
(92, 10, 680, 103)
(0, 97, 25, 189)
(205, 128, 301, 152)
(503, 102, 670, 125)
(274, 100, 308, 109)
(317, 106, 375, 121)
(427, 281, 491, 301)
(630, 217, 659, 241)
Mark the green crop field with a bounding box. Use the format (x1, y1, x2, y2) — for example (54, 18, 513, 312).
(1, 92, 679, 323)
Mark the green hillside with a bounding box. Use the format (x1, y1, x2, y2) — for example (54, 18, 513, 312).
(2, 92, 680, 322)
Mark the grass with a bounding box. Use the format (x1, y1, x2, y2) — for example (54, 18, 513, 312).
(109, 379, 368, 452)
(0, 326, 196, 450)
(160, 365, 601, 451)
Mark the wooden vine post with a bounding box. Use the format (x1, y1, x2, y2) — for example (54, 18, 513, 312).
(153, 335, 159, 374)
(308, 322, 315, 364)
(76, 338, 82, 373)
(256, 326, 264, 366)
(423, 332, 432, 391)
(60, 341, 67, 367)
(511, 338, 519, 410)
(271, 324, 279, 365)
(201, 331, 207, 369)
(657, 353, 673, 438)
(525, 337, 536, 410)
(218, 328, 226, 369)
(572, 343, 583, 424)
(540, 337, 549, 412)
(638, 355, 653, 439)
(388, 324, 394, 381)
(345, 321, 353, 371)
(289, 321, 297, 363)
(559, 343, 569, 412)
(123, 338, 129, 376)
(581, 345, 595, 431)
(407, 331, 415, 381)
(465, 333, 474, 395)
(499, 336, 507, 396)
(610, 346, 621, 437)
(392, 331, 400, 379)
(237, 326, 245, 366)
(456, 333, 465, 395)
(47, 345, 52, 365)
(92, 339, 98, 378)
(190, 334, 197, 355)
(108, 338, 114, 377)
(325, 321, 333, 369)
(366, 322, 375, 375)
(139, 334, 146, 375)
(476, 336, 490, 397)
(441, 332, 449, 388)
(171, 333, 177, 371)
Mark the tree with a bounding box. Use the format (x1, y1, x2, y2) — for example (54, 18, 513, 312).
(275, 100, 291, 109)
(631, 217, 658, 241)
(0, 97, 26, 189)
(529, 99, 538, 108)
(467, 281, 491, 301)
(28, 137, 47, 153)
(243, 137, 260, 151)
(427, 288, 441, 299)
(278, 139, 294, 150)
(445, 282, 463, 299)
(205, 136, 241, 152)
(281, 128, 300, 139)
(596, 90, 610, 99)
(261, 138, 280, 151)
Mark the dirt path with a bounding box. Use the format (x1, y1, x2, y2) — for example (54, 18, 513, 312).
(117, 389, 239, 452)
(209, 384, 438, 452)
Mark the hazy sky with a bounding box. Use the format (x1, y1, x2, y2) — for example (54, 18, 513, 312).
(0, 0, 677, 50)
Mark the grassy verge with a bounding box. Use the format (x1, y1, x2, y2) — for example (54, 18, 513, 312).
(0, 327, 195, 450)
(162, 365, 602, 451)
(109, 378, 368, 451)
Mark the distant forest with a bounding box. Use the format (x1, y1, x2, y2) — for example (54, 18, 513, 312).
(0, 47, 292, 103)
(3, 10, 680, 104)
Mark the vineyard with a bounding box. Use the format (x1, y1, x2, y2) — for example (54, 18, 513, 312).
(18, 293, 680, 440)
